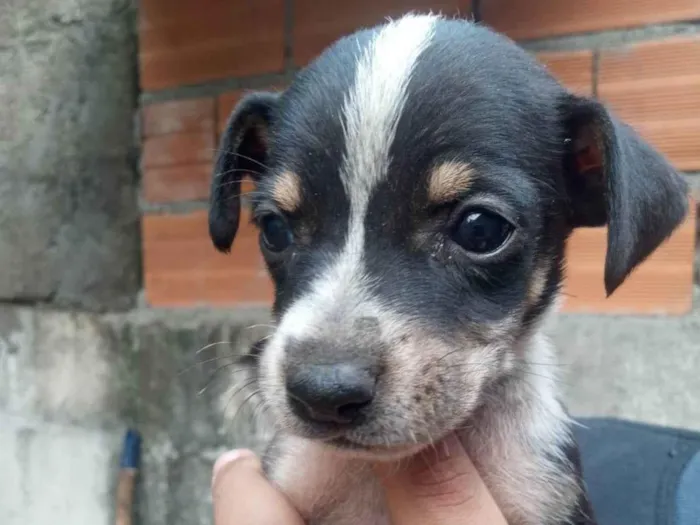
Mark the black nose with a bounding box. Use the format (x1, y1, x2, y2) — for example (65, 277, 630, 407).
(286, 364, 377, 425)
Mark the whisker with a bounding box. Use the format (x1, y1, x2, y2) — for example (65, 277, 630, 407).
(196, 341, 234, 356)
(250, 396, 270, 426)
(197, 366, 255, 396)
(180, 354, 241, 373)
(423, 419, 437, 454)
(421, 447, 438, 478)
(445, 359, 569, 369)
(518, 370, 572, 387)
(441, 438, 451, 459)
(211, 149, 271, 171)
(221, 379, 258, 419)
(229, 390, 263, 431)
(214, 187, 265, 199)
(244, 323, 277, 331)
(436, 361, 571, 386)
(225, 192, 260, 203)
(212, 167, 265, 180)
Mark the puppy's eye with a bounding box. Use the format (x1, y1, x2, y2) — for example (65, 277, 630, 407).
(452, 209, 514, 254)
(261, 215, 293, 252)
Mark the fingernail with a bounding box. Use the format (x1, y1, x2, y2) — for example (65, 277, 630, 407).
(212, 449, 256, 488)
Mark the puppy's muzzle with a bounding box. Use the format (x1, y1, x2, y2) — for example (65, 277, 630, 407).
(286, 362, 378, 426)
(282, 330, 384, 429)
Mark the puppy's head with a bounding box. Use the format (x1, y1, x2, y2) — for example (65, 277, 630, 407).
(210, 15, 688, 458)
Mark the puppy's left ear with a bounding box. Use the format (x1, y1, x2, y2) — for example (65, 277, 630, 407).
(209, 91, 280, 253)
(562, 94, 689, 296)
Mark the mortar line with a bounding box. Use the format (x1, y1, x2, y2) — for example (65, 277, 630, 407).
(283, 0, 295, 73)
(591, 49, 600, 99)
(139, 71, 295, 106)
(520, 21, 700, 52)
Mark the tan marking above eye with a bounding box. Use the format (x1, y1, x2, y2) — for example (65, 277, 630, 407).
(427, 162, 475, 204)
(272, 171, 302, 213)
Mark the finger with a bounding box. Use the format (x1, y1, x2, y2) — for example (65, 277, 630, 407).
(376, 434, 508, 525)
(212, 449, 305, 525)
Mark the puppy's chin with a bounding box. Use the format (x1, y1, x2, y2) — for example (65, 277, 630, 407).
(277, 412, 468, 461)
(320, 437, 427, 461)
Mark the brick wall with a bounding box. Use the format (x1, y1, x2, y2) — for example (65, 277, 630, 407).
(138, 0, 699, 314)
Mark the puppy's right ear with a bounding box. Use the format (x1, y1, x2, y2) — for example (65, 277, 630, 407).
(561, 94, 689, 296)
(209, 92, 280, 253)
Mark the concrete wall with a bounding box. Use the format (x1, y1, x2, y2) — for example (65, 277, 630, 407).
(0, 0, 140, 311)
(0, 306, 273, 525)
(0, 1, 698, 525)
(2, 303, 699, 525)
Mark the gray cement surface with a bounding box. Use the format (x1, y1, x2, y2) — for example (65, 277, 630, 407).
(0, 0, 140, 311)
(0, 306, 273, 525)
(1, 303, 698, 524)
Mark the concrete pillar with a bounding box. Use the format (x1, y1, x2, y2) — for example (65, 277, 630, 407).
(0, 0, 140, 311)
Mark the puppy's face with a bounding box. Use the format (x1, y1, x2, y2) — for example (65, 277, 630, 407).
(210, 15, 688, 458)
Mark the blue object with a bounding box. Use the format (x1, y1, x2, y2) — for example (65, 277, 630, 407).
(576, 418, 700, 525)
(676, 449, 700, 525)
(119, 428, 142, 469)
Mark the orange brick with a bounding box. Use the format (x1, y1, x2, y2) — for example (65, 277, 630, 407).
(142, 132, 214, 169)
(142, 98, 215, 137)
(482, 0, 700, 40)
(598, 37, 700, 85)
(598, 37, 700, 171)
(143, 164, 212, 203)
(536, 50, 594, 96)
(561, 201, 696, 315)
(142, 209, 273, 307)
(293, 0, 472, 66)
(139, 0, 285, 91)
(217, 90, 245, 135)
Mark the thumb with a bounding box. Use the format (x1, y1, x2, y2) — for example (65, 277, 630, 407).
(212, 450, 305, 525)
(375, 434, 507, 525)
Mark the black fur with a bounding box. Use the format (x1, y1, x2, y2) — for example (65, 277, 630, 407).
(561, 438, 598, 525)
(562, 95, 689, 295)
(209, 16, 688, 525)
(210, 92, 280, 253)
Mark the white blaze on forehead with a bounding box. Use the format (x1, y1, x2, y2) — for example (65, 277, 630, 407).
(264, 15, 437, 368)
(341, 13, 438, 202)
(331, 13, 437, 305)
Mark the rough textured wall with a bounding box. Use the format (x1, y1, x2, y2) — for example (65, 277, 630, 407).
(0, 306, 273, 525)
(2, 304, 699, 525)
(0, 0, 140, 311)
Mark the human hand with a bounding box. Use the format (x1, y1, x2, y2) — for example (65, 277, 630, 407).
(211, 433, 507, 525)
(374, 433, 508, 525)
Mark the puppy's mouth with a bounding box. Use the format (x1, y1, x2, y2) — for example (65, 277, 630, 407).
(321, 436, 426, 460)
(326, 436, 374, 450)
(281, 403, 428, 459)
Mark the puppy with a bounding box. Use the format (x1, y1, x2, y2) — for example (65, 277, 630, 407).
(209, 14, 688, 525)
